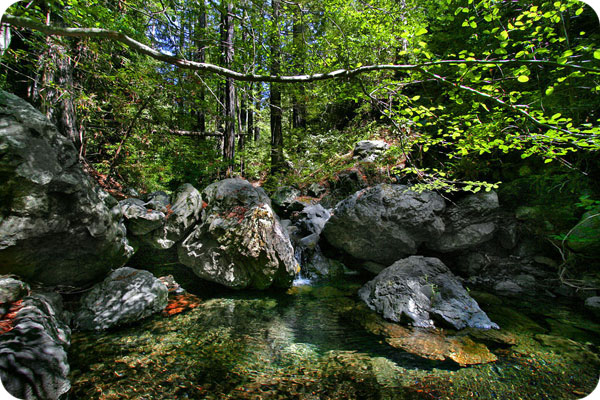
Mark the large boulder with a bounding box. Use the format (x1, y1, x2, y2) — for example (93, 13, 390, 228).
(73, 267, 168, 331)
(291, 204, 344, 280)
(296, 204, 331, 236)
(0, 91, 133, 287)
(120, 198, 165, 236)
(322, 184, 446, 266)
(178, 178, 298, 289)
(0, 285, 71, 400)
(427, 191, 499, 253)
(146, 184, 203, 249)
(121, 183, 203, 250)
(358, 256, 498, 330)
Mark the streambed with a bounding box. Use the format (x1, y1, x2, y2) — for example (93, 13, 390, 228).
(68, 277, 600, 399)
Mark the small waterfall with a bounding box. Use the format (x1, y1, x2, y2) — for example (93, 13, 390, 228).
(292, 246, 312, 286)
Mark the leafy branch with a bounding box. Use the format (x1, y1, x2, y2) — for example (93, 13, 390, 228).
(3, 14, 598, 152)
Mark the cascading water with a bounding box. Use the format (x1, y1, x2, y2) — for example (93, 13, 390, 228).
(292, 246, 312, 286)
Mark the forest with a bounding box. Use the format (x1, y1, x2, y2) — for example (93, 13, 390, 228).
(1, 0, 600, 399)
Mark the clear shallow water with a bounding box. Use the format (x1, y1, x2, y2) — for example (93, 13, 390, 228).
(68, 277, 600, 399)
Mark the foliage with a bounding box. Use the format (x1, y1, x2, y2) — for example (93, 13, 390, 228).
(0, 0, 599, 196)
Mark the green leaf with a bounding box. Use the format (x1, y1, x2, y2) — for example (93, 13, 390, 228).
(517, 75, 530, 83)
(415, 27, 428, 36)
(545, 87, 554, 96)
(594, 50, 600, 60)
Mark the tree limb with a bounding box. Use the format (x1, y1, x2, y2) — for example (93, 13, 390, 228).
(4, 15, 599, 85)
(3, 14, 597, 141)
(168, 129, 223, 137)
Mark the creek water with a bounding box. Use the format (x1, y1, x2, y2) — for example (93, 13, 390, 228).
(68, 274, 600, 399)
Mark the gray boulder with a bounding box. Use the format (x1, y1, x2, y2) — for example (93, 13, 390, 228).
(129, 183, 203, 250)
(147, 183, 202, 249)
(296, 204, 331, 236)
(0, 91, 133, 287)
(145, 190, 170, 212)
(178, 178, 298, 289)
(358, 256, 498, 330)
(271, 186, 302, 215)
(428, 191, 499, 253)
(323, 184, 446, 266)
(120, 198, 165, 236)
(0, 290, 71, 400)
(74, 267, 168, 330)
(352, 140, 390, 162)
(290, 204, 341, 281)
(0, 277, 29, 305)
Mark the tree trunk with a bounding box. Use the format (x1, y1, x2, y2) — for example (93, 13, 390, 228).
(29, 13, 82, 154)
(40, 39, 82, 154)
(248, 82, 254, 141)
(193, 1, 207, 135)
(221, 1, 236, 176)
(269, 0, 284, 174)
(292, 10, 306, 129)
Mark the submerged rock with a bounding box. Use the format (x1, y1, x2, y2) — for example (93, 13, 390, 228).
(0, 290, 71, 400)
(178, 178, 298, 289)
(358, 256, 498, 330)
(0, 91, 133, 287)
(74, 267, 168, 330)
(323, 184, 445, 265)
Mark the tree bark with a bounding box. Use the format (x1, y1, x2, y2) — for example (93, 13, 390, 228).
(220, 1, 236, 176)
(193, 1, 207, 135)
(292, 9, 306, 129)
(39, 38, 82, 154)
(270, 0, 284, 174)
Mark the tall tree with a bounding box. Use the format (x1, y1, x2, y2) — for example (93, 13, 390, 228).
(33, 11, 82, 154)
(193, 1, 207, 135)
(220, 1, 236, 176)
(291, 5, 306, 129)
(269, 0, 284, 174)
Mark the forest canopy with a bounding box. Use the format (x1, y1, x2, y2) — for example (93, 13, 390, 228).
(1, 0, 599, 193)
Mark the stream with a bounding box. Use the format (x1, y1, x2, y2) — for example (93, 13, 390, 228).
(68, 274, 600, 399)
